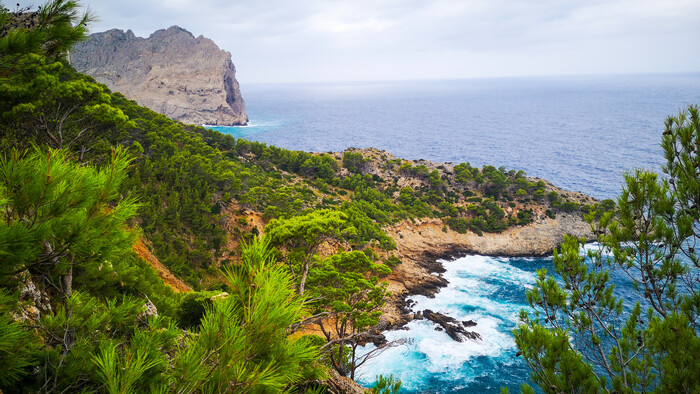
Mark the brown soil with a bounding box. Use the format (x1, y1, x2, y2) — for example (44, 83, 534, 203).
(134, 239, 192, 293)
(220, 203, 267, 263)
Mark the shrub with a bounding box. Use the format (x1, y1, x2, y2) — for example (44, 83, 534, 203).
(384, 255, 401, 268)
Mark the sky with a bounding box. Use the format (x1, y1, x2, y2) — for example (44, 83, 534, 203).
(13, 0, 700, 83)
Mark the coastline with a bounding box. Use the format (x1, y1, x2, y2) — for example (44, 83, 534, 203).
(378, 212, 595, 328)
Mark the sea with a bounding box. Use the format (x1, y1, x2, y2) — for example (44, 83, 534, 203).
(208, 74, 700, 392)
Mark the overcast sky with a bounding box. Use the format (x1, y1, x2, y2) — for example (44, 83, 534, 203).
(14, 0, 700, 83)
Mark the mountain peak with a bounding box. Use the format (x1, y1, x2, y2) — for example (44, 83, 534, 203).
(70, 26, 247, 126)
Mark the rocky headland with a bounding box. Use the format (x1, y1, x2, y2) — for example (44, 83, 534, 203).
(343, 146, 600, 331)
(378, 210, 595, 329)
(70, 26, 248, 126)
(231, 147, 600, 335)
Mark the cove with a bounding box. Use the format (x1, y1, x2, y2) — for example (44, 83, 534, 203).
(355, 254, 553, 392)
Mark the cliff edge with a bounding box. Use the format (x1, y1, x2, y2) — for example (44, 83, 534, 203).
(379, 213, 595, 326)
(70, 26, 248, 126)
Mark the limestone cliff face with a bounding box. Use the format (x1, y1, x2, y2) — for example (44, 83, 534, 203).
(70, 26, 248, 126)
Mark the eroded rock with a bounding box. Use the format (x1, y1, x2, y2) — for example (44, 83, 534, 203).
(14, 272, 52, 322)
(71, 26, 248, 126)
(422, 309, 481, 342)
(138, 299, 158, 324)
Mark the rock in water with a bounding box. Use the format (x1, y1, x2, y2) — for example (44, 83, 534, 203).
(462, 319, 477, 327)
(422, 309, 482, 342)
(70, 26, 248, 126)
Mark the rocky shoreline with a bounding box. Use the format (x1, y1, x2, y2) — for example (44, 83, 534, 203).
(378, 212, 595, 331)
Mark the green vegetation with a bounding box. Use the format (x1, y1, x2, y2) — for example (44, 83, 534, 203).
(369, 374, 402, 393)
(0, 149, 321, 390)
(0, 3, 399, 391)
(0, 290, 38, 387)
(0, 139, 322, 391)
(307, 251, 392, 380)
(0, 147, 137, 297)
(2, 1, 655, 392)
(514, 106, 700, 393)
(343, 150, 368, 174)
(266, 210, 347, 295)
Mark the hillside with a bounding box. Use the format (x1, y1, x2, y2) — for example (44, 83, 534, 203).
(0, 5, 613, 391)
(111, 113, 607, 290)
(3, 3, 698, 393)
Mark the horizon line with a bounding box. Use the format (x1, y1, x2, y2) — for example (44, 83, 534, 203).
(239, 71, 700, 86)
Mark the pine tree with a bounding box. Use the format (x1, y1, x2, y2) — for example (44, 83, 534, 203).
(0, 147, 139, 298)
(0, 0, 91, 69)
(162, 237, 325, 392)
(306, 251, 392, 381)
(266, 209, 347, 295)
(0, 290, 40, 387)
(514, 106, 700, 393)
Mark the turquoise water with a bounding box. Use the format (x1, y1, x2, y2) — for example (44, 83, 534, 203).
(352, 245, 648, 393)
(354, 255, 541, 392)
(207, 75, 700, 392)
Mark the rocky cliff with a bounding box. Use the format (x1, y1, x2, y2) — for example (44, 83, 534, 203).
(70, 26, 248, 126)
(378, 213, 596, 327)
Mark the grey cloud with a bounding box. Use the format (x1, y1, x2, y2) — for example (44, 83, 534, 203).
(11, 0, 700, 82)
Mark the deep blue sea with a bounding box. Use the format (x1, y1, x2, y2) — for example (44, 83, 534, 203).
(209, 74, 700, 392)
(212, 74, 700, 200)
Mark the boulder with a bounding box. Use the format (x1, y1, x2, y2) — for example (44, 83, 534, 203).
(138, 299, 158, 324)
(462, 319, 477, 327)
(422, 309, 481, 342)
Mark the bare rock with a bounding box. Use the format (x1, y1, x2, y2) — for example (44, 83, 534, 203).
(210, 292, 229, 302)
(140, 299, 158, 319)
(462, 319, 477, 327)
(324, 368, 366, 394)
(137, 299, 158, 327)
(70, 26, 248, 126)
(386, 213, 594, 260)
(14, 272, 52, 322)
(422, 309, 481, 342)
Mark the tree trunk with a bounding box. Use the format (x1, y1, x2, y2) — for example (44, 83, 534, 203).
(61, 263, 73, 298)
(350, 348, 356, 380)
(43, 241, 72, 298)
(298, 260, 310, 295)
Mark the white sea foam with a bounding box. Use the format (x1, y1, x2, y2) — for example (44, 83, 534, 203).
(204, 121, 281, 129)
(410, 255, 536, 322)
(356, 254, 539, 390)
(581, 242, 603, 253)
(204, 123, 252, 127)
